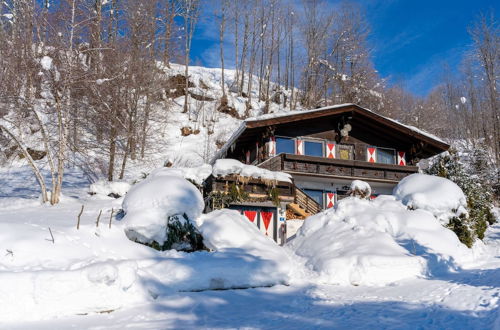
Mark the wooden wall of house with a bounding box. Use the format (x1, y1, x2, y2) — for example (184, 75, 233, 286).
(226, 114, 426, 165)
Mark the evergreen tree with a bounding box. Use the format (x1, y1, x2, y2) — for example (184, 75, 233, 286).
(427, 149, 495, 247)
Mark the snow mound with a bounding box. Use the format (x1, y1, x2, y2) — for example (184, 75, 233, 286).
(121, 175, 204, 244)
(89, 180, 131, 198)
(393, 173, 467, 224)
(129, 210, 293, 293)
(212, 159, 292, 183)
(350, 179, 371, 199)
(0, 261, 145, 322)
(288, 196, 474, 286)
(195, 209, 292, 286)
(149, 164, 212, 186)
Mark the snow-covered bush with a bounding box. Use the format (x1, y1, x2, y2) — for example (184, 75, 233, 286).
(287, 196, 474, 286)
(121, 174, 205, 250)
(349, 180, 371, 199)
(89, 180, 131, 198)
(149, 164, 212, 186)
(426, 150, 496, 246)
(393, 173, 467, 224)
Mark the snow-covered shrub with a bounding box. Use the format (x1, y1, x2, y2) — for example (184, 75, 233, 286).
(149, 164, 212, 186)
(393, 173, 467, 224)
(287, 196, 474, 286)
(349, 180, 371, 199)
(148, 214, 206, 252)
(426, 150, 495, 246)
(89, 180, 131, 198)
(121, 174, 204, 250)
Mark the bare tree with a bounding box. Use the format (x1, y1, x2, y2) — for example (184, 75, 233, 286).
(469, 12, 499, 164)
(180, 0, 200, 116)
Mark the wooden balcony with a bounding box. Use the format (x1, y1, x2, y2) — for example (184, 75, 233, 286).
(206, 174, 295, 202)
(259, 153, 418, 183)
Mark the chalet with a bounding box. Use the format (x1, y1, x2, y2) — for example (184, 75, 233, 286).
(206, 103, 449, 243)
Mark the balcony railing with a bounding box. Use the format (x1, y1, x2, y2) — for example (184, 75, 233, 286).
(259, 153, 418, 183)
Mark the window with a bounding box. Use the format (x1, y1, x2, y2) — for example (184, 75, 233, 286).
(303, 189, 324, 207)
(304, 141, 323, 157)
(276, 137, 295, 154)
(377, 148, 395, 164)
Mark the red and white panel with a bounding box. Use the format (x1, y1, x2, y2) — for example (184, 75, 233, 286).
(267, 137, 276, 157)
(260, 211, 274, 237)
(325, 192, 335, 208)
(366, 147, 377, 163)
(397, 151, 406, 166)
(325, 143, 336, 159)
(243, 210, 258, 226)
(296, 139, 304, 155)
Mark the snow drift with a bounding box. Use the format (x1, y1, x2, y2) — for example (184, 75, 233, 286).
(0, 189, 292, 321)
(149, 164, 213, 186)
(288, 195, 474, 286)
(121, 174, 204, 245)
(144, 210, 292, 293)
(197, 209, 292, 285)
(89, 180, 132, 198)
(393, 173, 467, 224)
(212, 159, 292, 183)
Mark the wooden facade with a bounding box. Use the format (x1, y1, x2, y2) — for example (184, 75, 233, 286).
(259, 153, 418, 183)
(209, 104, 449, 238)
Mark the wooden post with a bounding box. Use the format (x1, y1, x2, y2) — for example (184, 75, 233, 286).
(48, 227, 54, 244)
(96, 209, 102, 227)
(108, 208, 114, 229)
(76, 205, 84, 230)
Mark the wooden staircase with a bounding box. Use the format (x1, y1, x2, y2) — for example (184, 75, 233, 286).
(287, 187, 321, 219)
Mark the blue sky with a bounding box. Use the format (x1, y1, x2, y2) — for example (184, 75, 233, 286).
(191, 0, 499, 97)
(362, 0, 499, 96)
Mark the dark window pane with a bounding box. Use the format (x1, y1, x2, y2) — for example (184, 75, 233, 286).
(377, 148, 395, 164)
(303, 189, 323, 207)
(304, 141, 323, 157)
(276, 137, 295, 154)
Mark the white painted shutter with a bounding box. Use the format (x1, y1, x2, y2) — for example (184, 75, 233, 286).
(325, 192, 335, 208)
(397, 151, 406, 166)
(296, 139, 304, 155)
(267, 137, 276, 157)
(366, 147, 377, 163)
(325, 143, 336, 158)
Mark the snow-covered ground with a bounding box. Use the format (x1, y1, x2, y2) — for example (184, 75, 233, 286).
(0, 167, 499, 329)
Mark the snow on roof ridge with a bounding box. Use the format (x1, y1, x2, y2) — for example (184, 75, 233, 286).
(245, 103, 354, 122)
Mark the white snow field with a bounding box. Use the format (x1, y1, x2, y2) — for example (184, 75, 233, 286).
(0, 167, 499, 329)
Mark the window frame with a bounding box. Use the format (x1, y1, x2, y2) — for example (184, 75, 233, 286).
(301, 138, 325, 157)
(302, 188, 325, 208)
(275, 136, 296, 155)
(376, 147, 396, 165)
